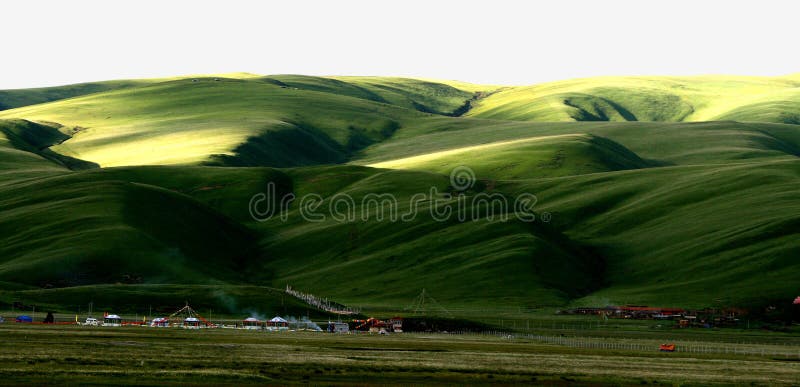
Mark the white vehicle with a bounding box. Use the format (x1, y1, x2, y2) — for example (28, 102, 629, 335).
(83, 317, 99, 326)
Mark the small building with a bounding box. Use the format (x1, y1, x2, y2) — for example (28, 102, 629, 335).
(242, 317, 262, 330)
(266, 316, 289, 331)
(327, 322, 349, 334)
(103, 314, 122, 327)
(355, 317, 388, 332)
(369, 321, 388, 334)
(183, 317, 202, 329)
(150, 317, 170, 327)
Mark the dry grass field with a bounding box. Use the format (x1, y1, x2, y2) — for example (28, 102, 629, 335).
(1, 324, 799, 385)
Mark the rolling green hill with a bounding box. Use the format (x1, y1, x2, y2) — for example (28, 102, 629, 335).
(366, 133, 652, 180)
(467, 75, 800, 123)
(0, 73, 799, 318)
(0, 171, 261, 288)
(0, 120, 70, 178)
(0, 73, 262, 111)
(0, 77, 429, 167)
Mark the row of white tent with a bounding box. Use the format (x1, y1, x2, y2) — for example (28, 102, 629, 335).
(84, 315, 292, 329)
(240, 316, 290, 330)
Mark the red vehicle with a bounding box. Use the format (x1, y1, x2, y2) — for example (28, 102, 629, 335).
(659, 344, 676, 352)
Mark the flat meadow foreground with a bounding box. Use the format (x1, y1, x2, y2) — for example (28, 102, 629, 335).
(1, 325, 799, 385)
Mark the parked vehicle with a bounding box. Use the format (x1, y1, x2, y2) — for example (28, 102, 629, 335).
(83, 317, 99, 326)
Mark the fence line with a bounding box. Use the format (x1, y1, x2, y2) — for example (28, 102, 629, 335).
(435, 330, 800, 359)
(284, 285, 361, 315)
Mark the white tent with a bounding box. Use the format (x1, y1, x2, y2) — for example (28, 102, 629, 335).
(103, 314, 122, 327)
(266, 316, 289, 331)
(242, 317, 262, 330)
(150, 317, 169, 327)
(183, 317, 202, 329)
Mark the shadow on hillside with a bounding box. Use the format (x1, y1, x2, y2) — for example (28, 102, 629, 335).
(206, 121, 399, 168)
(0, 119, 99, 170)
(206, 124, 347, 167)
(583, 134, 677, 170)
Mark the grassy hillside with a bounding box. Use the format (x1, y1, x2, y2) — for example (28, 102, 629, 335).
(249, 166, 603, 311)
(0, 119, 71, 180)
(3, 74, 800, 169)
(3, 157, 791, 313)
(467, 75, 800, 123)
(0, 73, 262, 111)
(0, 77, 438, 167)
(0, 171, 261, 288)
(0, 80, 147, 111)
(506, 159, 800, 308)
(0, 74, 497, 169)
(265, 75, 478, 115)
(355, 121, 800, 171)
(367, 133, 651, 180)
(0, 73, 799, 317)
(0, 162, 603, 312)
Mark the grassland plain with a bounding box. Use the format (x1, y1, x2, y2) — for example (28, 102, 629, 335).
(1, 325, 800, 385)
(0, 73, 798, 322)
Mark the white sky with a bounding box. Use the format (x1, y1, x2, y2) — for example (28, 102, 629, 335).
(2, 0, 799, 89)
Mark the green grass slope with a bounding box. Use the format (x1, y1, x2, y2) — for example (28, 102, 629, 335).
(0, 72, 263, 111)
(467, 75, 800, 123)
(5, 74, 800, 170)
(367, 133, 651, 180)
(82, 158, 797, 313)
(263, 75, 478, 115)
(0, 153, 797, 314)
(505, 159, 800, 308)
(0, 73, 799, 317)
(355, 121, 800, 172)
(0, 80, 147, 111)
(0, 163, 602, 312)
(0, 120, 70, 179)
(0, 172, 261, 288)
(250, 166, 603, 311)
(0, 77, 433, 167)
